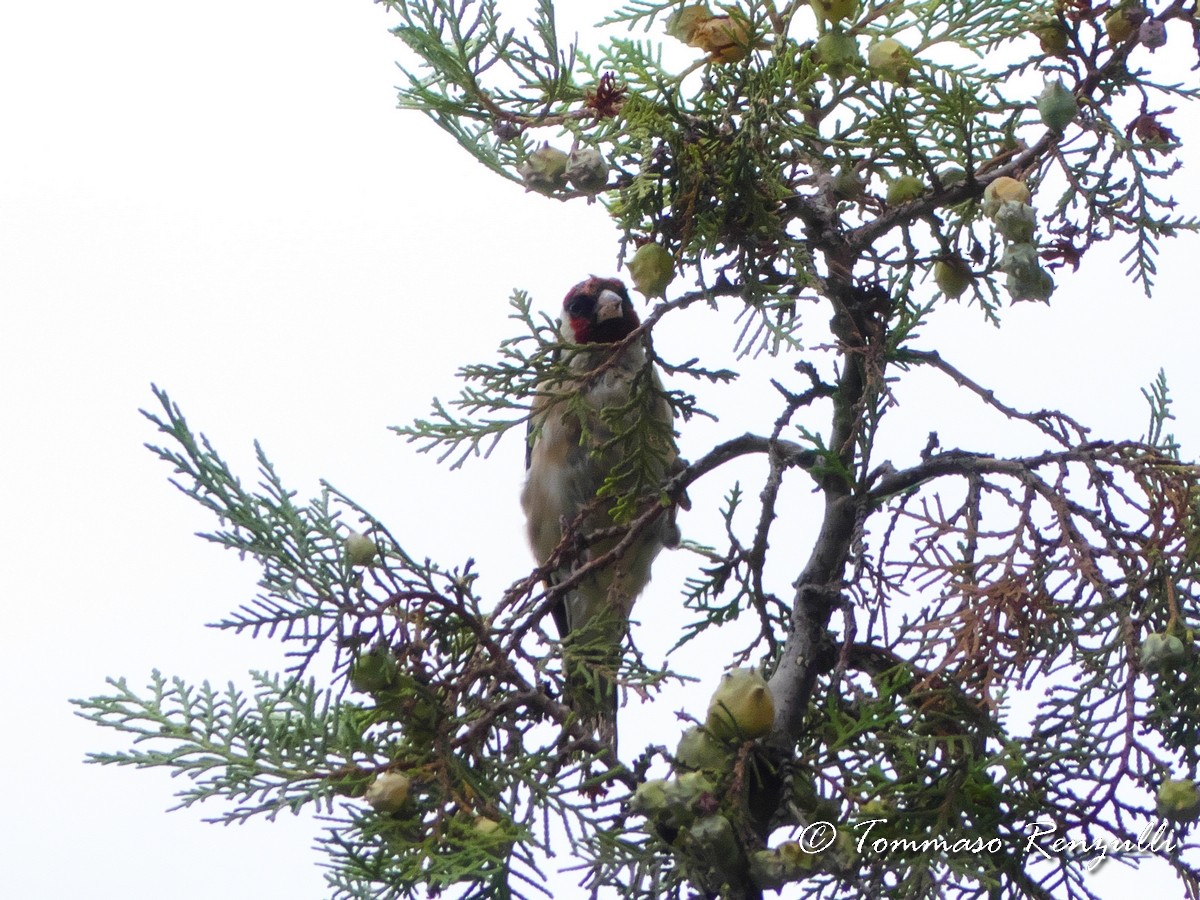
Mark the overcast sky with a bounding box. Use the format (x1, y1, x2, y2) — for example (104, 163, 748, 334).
(3, 3, 1199, 898)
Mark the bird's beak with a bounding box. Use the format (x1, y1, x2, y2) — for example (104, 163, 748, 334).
(595, 289, 625, 322)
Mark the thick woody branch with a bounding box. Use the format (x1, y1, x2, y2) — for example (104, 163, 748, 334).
(767, 277, 868, 749)
(864, 441, 1172, 507)
(503, 432, 820, 642)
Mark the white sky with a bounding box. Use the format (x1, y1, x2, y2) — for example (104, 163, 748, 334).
(3, 2, 1199, 898)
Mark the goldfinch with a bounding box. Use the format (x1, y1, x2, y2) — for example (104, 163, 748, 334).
(522, 277, 683, 749)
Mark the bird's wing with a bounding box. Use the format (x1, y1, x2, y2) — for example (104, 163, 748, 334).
(525, 380, 584, 640)
(526, 344, 563, 471)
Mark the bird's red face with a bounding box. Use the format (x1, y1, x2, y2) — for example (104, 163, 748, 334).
(561, 277, 640, 345)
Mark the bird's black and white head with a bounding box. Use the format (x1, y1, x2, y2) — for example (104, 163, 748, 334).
(560, 277, 640, 345)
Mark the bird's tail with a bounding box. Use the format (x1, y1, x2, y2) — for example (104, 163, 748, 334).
(559, 608, 626, 754)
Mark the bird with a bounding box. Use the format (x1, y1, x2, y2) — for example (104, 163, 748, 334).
(521, 276, 684, 751)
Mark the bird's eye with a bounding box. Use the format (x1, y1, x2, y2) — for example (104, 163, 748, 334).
(565, 294, 593, 318)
